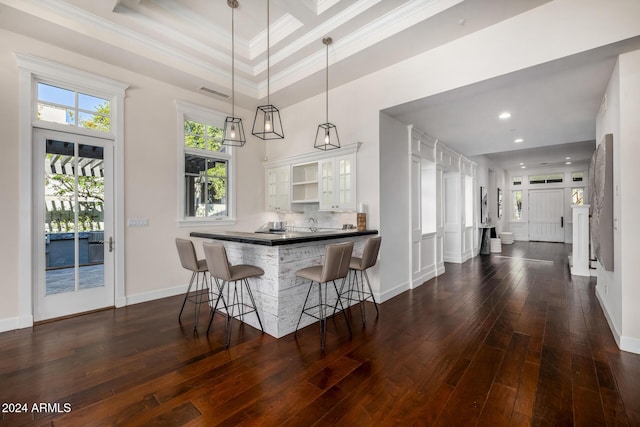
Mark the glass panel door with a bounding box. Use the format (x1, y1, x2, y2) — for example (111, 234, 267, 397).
(35, 129, 114, 321)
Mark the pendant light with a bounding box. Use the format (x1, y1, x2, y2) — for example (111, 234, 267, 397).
(314, 37, 340, 150)
(252, 0, 284, 140)
(222, 0, 246, 147)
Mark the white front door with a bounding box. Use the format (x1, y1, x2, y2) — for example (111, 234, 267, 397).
(529, 189, 565, 242)
(33, 129, 115, 321)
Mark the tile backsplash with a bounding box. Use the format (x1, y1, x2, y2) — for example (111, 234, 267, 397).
(276, 204, 358, 231)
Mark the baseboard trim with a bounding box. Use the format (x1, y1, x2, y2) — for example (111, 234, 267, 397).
(125, 284, 189, 306)
(0, 288, 189, 334)
(595, 286, 624, 350)
(379, 280, 410, 304)
(0, 316, 20, 334)
(411, 266, 437, 289)
(620, 335, 640, 355)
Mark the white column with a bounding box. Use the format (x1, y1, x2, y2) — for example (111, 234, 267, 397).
(571, 204, 591, 277)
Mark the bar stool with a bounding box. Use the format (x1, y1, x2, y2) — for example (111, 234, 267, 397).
(202, 242, 264, 348)
(175, 238, 210, 330)
(295, 241, 354, 351)
(336, 236, 381, 327)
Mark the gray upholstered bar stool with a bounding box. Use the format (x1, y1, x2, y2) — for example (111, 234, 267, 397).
(202, 242, 265, 348)
(175, 238, 210, 330)
(295, 241, 354, 351)
(336, 236, 381, 326)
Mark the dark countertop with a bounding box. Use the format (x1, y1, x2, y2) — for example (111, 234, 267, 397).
(190, 229, 378, 246)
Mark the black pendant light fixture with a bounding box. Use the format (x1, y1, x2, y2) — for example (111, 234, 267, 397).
(222, 0, 246, 147)
(252, 0, 284, 140)
(314, 37, 340, 150)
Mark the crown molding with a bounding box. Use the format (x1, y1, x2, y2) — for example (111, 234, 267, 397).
(265, 0, 464, 95)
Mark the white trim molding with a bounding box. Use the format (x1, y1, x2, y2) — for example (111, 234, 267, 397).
(14, 53, 129, 329)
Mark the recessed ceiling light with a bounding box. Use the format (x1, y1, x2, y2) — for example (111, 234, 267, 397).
(519, 162, 524, 166)
(521, 166, 526, 169)
(499, 112, 511, 120)
(566, 157, 571, 160)
(566, 161, 572, 165)
(514, 138, 524, 143)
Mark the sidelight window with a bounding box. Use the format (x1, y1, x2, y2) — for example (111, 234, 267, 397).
(512, 190, 523, 220)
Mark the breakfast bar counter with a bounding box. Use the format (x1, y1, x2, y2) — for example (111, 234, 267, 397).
(190, 229, 378, 338)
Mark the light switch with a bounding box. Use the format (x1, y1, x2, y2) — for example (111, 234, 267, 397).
(128, 218, 149, 227)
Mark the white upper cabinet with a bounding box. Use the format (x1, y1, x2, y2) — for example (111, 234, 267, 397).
(291, 162, 319, 203)
(265, 165, 290, 211)
(263, 142, 360, 213)
(319, 154, 356, 211)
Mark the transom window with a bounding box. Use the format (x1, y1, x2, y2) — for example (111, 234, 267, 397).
(177, 101, 234, 224)
(37, 82, 111, 132)
(512, 176, 522, 186)
(571, 171, 584, 182)
(529, 173, 563, 184)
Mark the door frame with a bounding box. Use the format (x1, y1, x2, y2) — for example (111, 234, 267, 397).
(33, 129, 115, 321)
(16, 53, 128, 329)
(528, 188, 565, 242)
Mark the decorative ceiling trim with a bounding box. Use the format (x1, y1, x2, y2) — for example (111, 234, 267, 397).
(265, 0, 464, 95)
(5, 0, 466, 101)
(316, 0, 342, 15)
(248, 13, 304, 61)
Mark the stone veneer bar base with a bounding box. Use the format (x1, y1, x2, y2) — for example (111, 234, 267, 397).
(190, 234, 371, 338)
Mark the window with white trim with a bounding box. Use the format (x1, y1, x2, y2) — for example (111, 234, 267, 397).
(512, 190, 523, 220)
(529, 173, 563, 184)
(177, 101, 235, 224)
(37, 82, 111, 132)
(572, 188, 585, 205)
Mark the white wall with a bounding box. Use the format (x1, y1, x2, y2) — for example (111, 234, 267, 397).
(262, 0, 640, 309)
(3, 0, 640, 333)
(0, 28, 267, 329)
(0, 32, 20, 322)
(596, 49, 640, 354)
(472, 156, 507, 237)
(378, 112, 411, 300)
(619, 50, 640, 351)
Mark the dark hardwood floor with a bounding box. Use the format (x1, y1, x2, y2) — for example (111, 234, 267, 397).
(2, 242, 639, 426)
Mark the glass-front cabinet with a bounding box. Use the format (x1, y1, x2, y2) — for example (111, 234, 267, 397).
(265, 165, 290, 211)
(319, 154, 355, 211)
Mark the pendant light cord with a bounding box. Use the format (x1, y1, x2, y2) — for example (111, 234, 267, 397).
(266, 0, 270, 106)
(325, 40, 329, 123)
(231, 4, 235, 117)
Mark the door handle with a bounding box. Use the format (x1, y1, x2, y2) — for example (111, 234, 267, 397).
(108, 236, 114, 252)
(561, 216, 564, 228)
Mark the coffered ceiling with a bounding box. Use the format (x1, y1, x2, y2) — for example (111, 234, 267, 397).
(0, 0, 549, 109)
(3, 0, 635, 170)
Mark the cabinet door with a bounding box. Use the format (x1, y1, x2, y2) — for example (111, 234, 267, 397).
(265, 166, 290, 211)
(335, 155, 355, 210)
(319, 159, 334, 210)
(319, 155, 355, 211)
